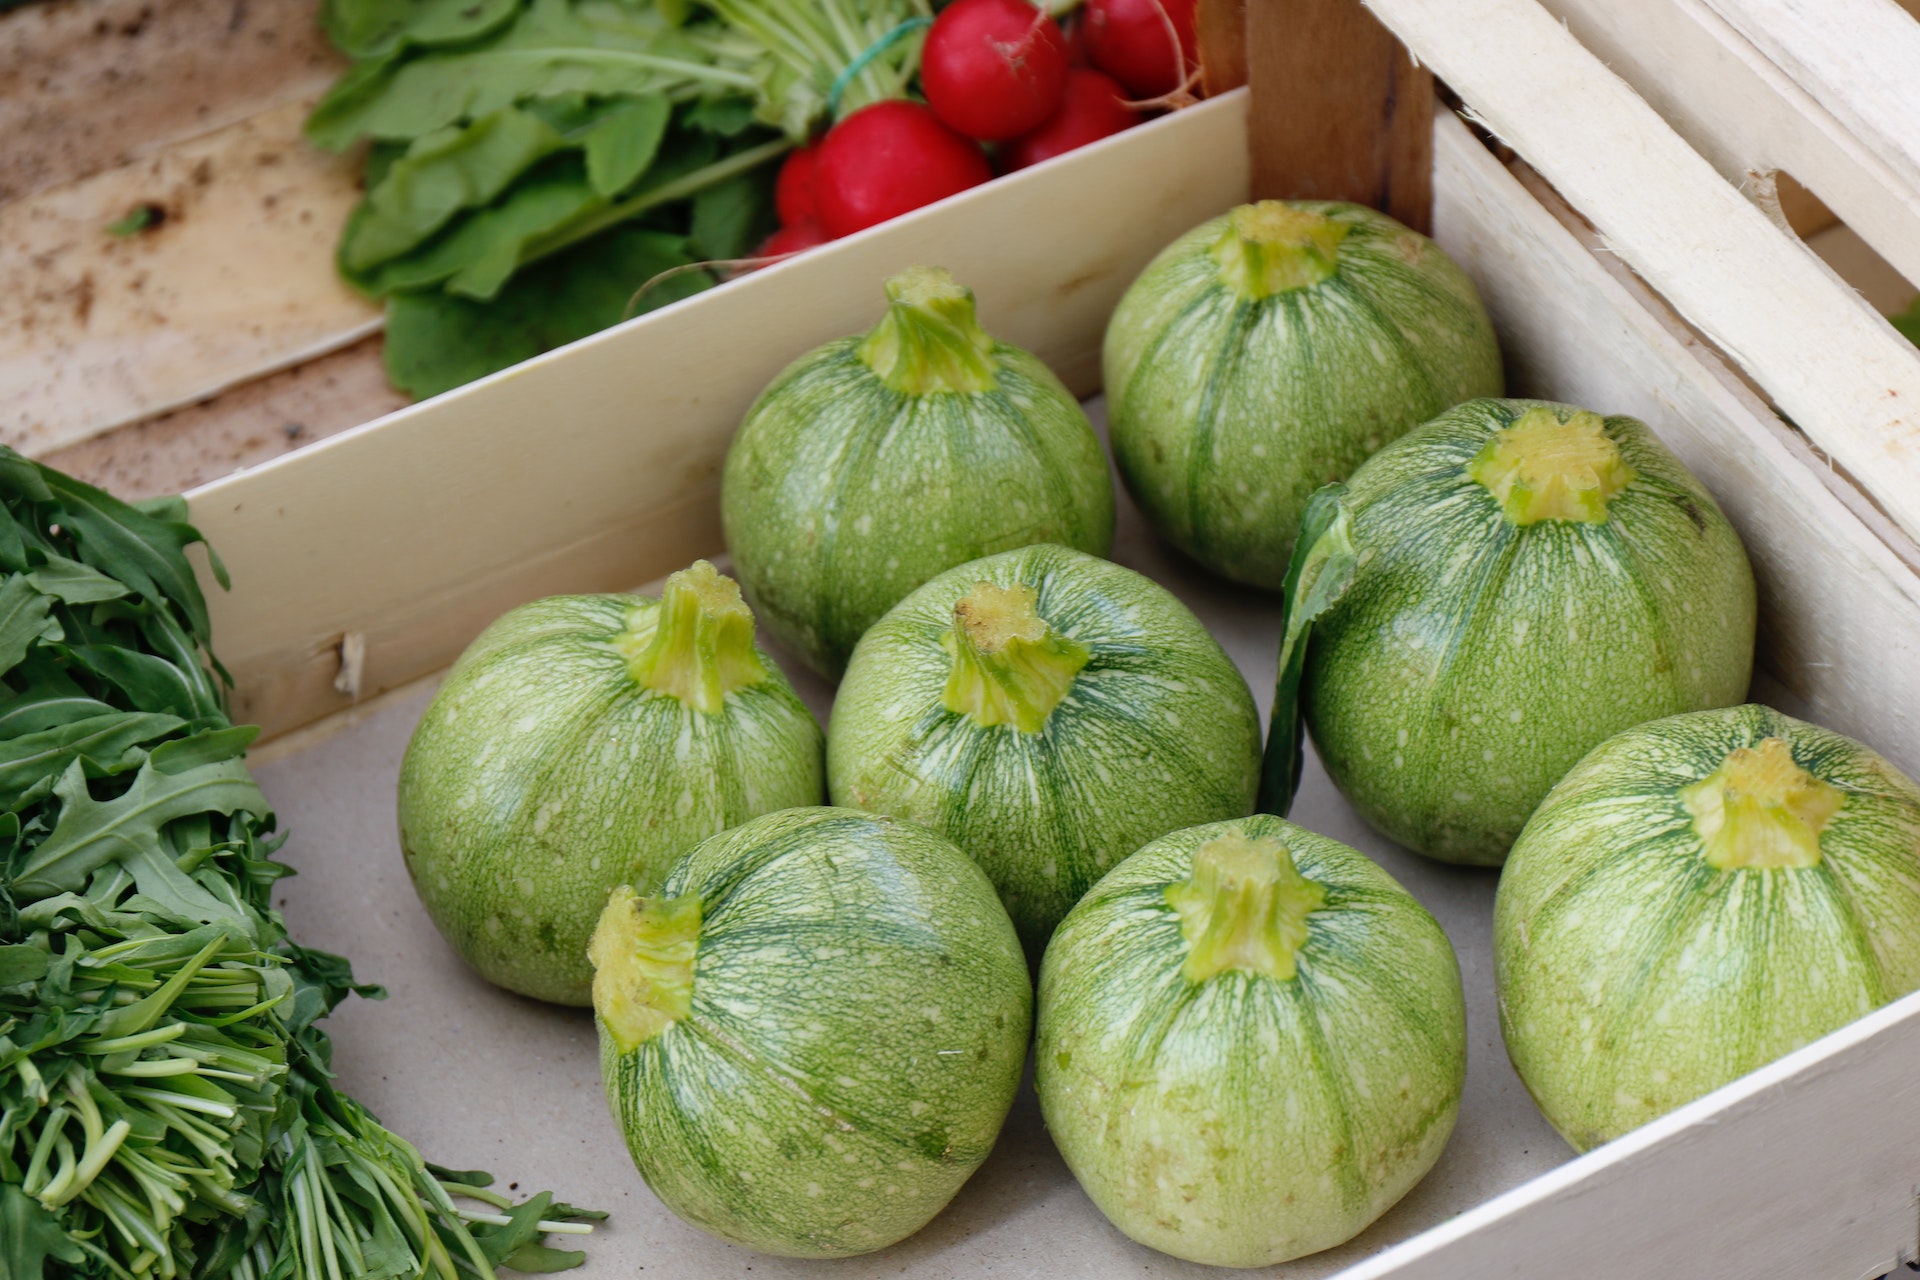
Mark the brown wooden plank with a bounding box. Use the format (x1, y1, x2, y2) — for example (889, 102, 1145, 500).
(1198, 0, 1249, 94)
(41, 336, 404, 501)
(1244, 0, 1433, 232)
(0, 0, 345, 205)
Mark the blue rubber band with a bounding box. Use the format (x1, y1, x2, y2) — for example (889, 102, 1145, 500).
(827, 16, 934, 119)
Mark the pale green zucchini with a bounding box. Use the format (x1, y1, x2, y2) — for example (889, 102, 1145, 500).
(397, 561, 822, 1005)
(1104, 200, 1502, 589)
(827, 543, 1262, 957)
(722, 266, 1114, 679)
(1262, 398, 1757, 865)
(591, 807, 1030, 1257)
(1496, 704, 1920, 1151)
(1037, 815, 1467, 1267)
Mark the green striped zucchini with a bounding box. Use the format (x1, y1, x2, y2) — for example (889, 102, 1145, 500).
(1263, 398, 1757, 865)
(827, 543, 1262, 957)
(397, 561, 822, 1005)
(1103, 200, 1503, 589)
(722, 266, 1114, 679)
(590, 806, 1030, 1257)
(1037, 814, 1467, 1267)
(1496, 704, 1920, 1151)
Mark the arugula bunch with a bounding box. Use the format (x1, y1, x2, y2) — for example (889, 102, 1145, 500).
(0, 451, 598, 1280)
(308, 0, 931, 399)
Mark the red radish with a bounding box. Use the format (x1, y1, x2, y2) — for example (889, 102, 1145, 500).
(775, 145, 819, 225)
(757, 220, 831, 259)
(1061, 8, 1093, 66)
(921, 0, 1070, 142)
(813, 100, 993, 237)
(1000, 67, 1136, 171)
(1083, 0, 1197, 98)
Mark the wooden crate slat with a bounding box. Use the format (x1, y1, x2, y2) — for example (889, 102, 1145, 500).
(1539, 0, 1920, 295)
(1244, 0, 1433, 231)
(1702, 0, 1920, 217)
(1365, 0, 1920, 552)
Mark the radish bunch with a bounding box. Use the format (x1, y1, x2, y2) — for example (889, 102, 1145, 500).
(757, 0, 1198, 261)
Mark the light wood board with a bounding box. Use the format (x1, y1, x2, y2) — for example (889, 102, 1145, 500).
(0, 95, 380, 453)
(1537, 0, 1920, 293)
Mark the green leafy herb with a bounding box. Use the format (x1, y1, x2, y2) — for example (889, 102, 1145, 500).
(1257, 484, 1358, 816)
(0, 447, 597, 1279)
(385, 225, 711, 397)
(104, 204, 164, 237)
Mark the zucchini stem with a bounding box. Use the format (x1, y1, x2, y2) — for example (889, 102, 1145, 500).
(1683, 736, 1841, 870)
(1468, 406, 1636, 525)
(1167, 833, 1326, 983)
(857, 267, 999, 395)
(590, 887, 703, 1052)
(618, 561, 767, 715)
(941, 581, 1090, 733)
(1212, 202, 1348, 300)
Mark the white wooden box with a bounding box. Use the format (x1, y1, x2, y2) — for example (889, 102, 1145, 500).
(178, 11, 1920, 1275)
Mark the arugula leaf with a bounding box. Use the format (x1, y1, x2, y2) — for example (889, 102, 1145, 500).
(0, 712, 184, 810)
(0, 578, 59, 679)
(32, 464, 216, 644)
(27, 554, 132, 605)
(321, 0, 523, 62)
(384, 225, 711, 397)
(12, 755, 270, 899)
(1256, 484, 1358, 816)
(345, 108, 569, 271)
(55, 643, 209, 721)
(0, 1184, 85, 1280)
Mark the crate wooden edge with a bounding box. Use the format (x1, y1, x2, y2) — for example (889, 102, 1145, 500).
(1365, 0, 1920, 557)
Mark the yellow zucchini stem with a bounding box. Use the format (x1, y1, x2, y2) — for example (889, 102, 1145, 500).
(1167, 833, 1326, 983)
(589, 887, 703, 1052)
(1682, 736, 1843, 870)
(1211, 202, 1349, 300)
(941, 581, 1090, 733)
(856, 266, 999, 395)
(618, 561, 767, 715)
(1468, 406, 1636, 525)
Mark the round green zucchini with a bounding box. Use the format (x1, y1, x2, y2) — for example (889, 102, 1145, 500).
(590, 806, 1030, 1257)
(1496, 704, 1920, 1152)
(1103, 200, 1503, 589)
(1270, 398, 1756, 865)
(1037, 814, 1467, 1267)
(397, 561, 823, 1006)
(722, 265, 1114, 680)
(827, 543, 1262, 958)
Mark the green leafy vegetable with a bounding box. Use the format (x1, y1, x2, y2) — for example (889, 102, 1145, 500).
(1894, 294, 1920, 347)
(1256, 484, 1357, 817)
(385, 225, 711, 397)
(0, 447, 597, 1279)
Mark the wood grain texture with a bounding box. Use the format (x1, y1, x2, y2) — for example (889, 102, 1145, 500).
(1244, 0, 1432, 232)
(1703, 0, 1920, 204)
(40, 336, 405, 500)
(1366, 0, 1920, 552)
(0, 0, 345, 204)
(0, 96, 381, 454)
(1538, 0, 1920, 299)
(1197, 0, 1249, 94)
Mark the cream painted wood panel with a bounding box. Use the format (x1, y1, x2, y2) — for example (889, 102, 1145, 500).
(1538, 0, 1920, 292)
(1366, 0, 1920, 554)
(1703, 0, 1920, 205)
(0, 98, 381, 454)
(184, 93, 1253, 740)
